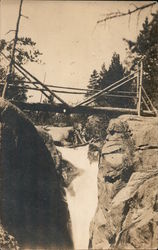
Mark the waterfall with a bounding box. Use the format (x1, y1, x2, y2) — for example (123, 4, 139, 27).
(58, 145, 98, 250)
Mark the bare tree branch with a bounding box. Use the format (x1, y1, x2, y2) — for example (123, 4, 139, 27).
(5, 29, 16, 35)
(97, 2, 157, 24)
(129, 3, 138, 9)
(21, 14, 29, 19)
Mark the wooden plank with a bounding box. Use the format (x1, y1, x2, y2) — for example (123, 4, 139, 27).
(11, 101, 156, 116)
(6, 80, 137, 94)
(10, 80, 91, 91)
(4, 80, 99, 92)
(142, 96, 150, 111)
(10, 85, 136, 97)
(142, 87, 158, 116)
(89, 93, 136, 99)
(136, 65, 140, 110)
(137, 61, 143, 116)
(7, 85, 87, 95)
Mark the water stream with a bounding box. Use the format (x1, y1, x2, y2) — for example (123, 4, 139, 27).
(58, 145, 98, 250)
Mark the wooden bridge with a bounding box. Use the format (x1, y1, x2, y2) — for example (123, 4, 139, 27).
(0, 52, 158, 117)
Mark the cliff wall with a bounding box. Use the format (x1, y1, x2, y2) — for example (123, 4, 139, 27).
(89, 115, 158, 249)
(0, 98, 73, 249)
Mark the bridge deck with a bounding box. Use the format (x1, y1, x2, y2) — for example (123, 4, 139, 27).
(11, 101, 156, 116)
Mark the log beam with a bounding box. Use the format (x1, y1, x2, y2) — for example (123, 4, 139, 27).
(11, 101, 156, 116)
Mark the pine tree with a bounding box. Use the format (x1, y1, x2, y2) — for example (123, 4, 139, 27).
(97, 63, 108, 106)
(98, 53, 128, 107)
(85, 53, 133, 108)
(85, 69, 100, 98)
(107, 52, 125, 85)
(99, 63, 108, 88)
(124, 12, 158, 108)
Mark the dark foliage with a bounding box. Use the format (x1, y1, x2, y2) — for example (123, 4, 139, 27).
(86, 52, 134, 108)
(0, 37, 42, 102)
(124, 12, 158, 108)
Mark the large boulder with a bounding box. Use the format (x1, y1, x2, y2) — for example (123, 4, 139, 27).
(89, 115, 158, 249)
(0, 98, 73, 249)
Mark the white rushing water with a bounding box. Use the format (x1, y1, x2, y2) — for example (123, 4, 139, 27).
(58, 145, 98, 250)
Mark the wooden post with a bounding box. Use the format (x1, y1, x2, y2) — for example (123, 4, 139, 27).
(136, 63, 140, 110)
(142, 87, 158, 116)
(137, 60, 143, 116)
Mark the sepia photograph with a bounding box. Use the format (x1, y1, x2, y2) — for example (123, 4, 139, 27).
(0, 0, 158, 249)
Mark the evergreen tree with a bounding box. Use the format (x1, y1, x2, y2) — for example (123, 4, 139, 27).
(85, 53, 134, 108)
(96, 63, 109, 106)
(104, 53, 130, 107)
(107, 52, 125, 85)
(99, 63, 108, 88)
(85, 69, 100, 105)
(98, 53, 125, 90)
(0, 37, 42, 102)
(98, 53, 129, 107)
(124, 12, 158, 108)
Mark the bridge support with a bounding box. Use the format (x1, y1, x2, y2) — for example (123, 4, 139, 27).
(137, 61, 143, 116)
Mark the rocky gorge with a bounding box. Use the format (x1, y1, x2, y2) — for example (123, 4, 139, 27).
(0, 98, 158, 249)
(89, 115, 158, 249)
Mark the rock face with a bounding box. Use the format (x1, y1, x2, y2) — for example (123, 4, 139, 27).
(89, 115, 158, 249)
(0, 99, 73, 249)
(37, 127, 82, 188)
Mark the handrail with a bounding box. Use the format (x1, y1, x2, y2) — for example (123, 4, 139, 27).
(14, 62, 69, 106)
(74, 73, 137, 107)
(80, 76, 136, 107)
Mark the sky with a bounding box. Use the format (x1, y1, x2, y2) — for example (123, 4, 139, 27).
(1, 0, 158, 104)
